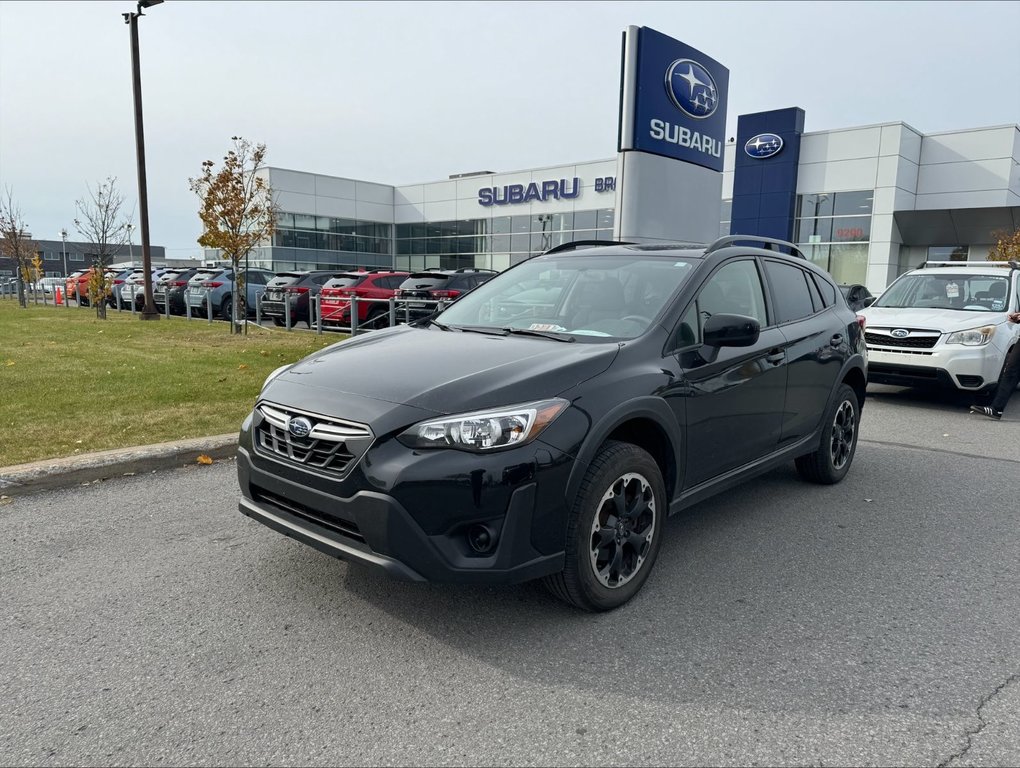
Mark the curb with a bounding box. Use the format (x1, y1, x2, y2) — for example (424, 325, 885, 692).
(0, 434, 240, 496)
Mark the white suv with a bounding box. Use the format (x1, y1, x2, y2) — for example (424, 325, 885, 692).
(859, 260, 1020, 393)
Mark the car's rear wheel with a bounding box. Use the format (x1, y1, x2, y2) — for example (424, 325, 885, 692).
(795, 383, 859, 484)
(220, 295, 233, 321)
(544, 440, 665, 612)
(272, 317, 286, 327)
(367, 308, 390, 329)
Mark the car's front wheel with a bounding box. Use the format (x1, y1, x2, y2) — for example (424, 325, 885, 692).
(795, 383, 860, 484)
(545, 440, 665, 612)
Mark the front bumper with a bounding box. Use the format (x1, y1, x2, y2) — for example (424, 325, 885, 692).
(235, 415, 571, 584)
(866, 344, 1006, 390)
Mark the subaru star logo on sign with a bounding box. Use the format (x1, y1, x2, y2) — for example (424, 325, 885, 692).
(744, 133, 784, 159)
(619, 26, 729, 172)
(665, 59, 719, 119)
(288, 416, 312, 438)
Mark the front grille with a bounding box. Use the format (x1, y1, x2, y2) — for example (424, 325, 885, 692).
(865, 330, 940, 349)
(251, 485, 365, 543)
(254, 402, 373, 478)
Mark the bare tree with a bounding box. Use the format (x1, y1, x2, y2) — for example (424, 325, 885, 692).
(189, 136, 277, 334)
(74, 177, 131, 319)
(0, 187, 39, 309)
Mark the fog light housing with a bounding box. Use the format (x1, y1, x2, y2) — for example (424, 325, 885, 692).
(467, 524, 497, 554)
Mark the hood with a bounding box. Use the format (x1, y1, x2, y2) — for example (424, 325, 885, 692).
(860, 305, 1007, 332)
(265, 324, 619, 418)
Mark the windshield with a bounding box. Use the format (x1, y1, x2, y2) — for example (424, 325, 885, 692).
(874, 273, 1011, 312)
(436, 255, 697, 340)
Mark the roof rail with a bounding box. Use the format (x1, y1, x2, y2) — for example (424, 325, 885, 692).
(705, 235, 806, 259)
(919, 260, 1020, 270)
(542, 239, 635, 256)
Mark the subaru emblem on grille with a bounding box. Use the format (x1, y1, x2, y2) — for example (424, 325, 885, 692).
(891, 329, 909, 338)
(288, 416, 313, 438)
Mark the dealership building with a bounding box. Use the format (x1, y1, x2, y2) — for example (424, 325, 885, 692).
(235, 27, 1019, 293)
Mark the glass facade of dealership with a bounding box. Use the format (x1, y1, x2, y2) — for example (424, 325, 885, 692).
(266, 208, 616, 273)
(269, 197, 873, 283)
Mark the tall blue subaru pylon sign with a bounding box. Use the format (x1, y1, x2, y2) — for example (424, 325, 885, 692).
(730, 107, 805, 242)
(615, 26, 729, 244)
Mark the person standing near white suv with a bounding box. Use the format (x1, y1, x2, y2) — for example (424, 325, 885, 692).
(970, 310, 1020, 420)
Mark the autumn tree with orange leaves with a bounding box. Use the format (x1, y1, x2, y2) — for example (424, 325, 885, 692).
(189, 137, 277, 334)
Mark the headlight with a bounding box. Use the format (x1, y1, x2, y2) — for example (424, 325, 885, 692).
(261, 364, 292, 391)
(945, 326, 996, 346)
(397, 398, 569, 452)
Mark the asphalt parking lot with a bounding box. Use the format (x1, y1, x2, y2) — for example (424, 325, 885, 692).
(1, 386, 1018, 767)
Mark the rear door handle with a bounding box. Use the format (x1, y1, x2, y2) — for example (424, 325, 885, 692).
(830, 334, 844, 347)
(766, 349, 786, 364)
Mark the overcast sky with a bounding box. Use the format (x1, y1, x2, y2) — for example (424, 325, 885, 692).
(1, 0, 1018, 256)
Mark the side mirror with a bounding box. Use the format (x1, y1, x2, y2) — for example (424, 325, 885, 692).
(861, 296, 876, 308)
(695, 314, 761, 364)
(703, 313, 760, 348)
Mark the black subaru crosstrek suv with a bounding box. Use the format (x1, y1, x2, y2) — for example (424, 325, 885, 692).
(237, 236, 867, 611)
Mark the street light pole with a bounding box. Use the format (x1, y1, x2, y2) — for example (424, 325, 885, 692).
(127, 223, 135, 266)
(123, 0, 163, 320)
(60, 228, 68, 277)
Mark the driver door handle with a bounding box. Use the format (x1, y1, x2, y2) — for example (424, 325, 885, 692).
(766, 349, 786, 364)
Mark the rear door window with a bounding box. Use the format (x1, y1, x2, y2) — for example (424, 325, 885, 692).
(764, 260, 816, 323)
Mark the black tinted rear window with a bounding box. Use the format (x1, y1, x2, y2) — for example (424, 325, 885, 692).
(323, 274, 365, 289)
(267, 273, 303, 287)
(400, 275, 450, 290)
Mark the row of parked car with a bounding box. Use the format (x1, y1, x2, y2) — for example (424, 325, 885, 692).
(60, 264, 500, 327)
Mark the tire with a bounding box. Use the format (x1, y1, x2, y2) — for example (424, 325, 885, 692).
(367, 308, 390, 329)
(220, 295, 233, 321)
(272, 317, 286, 327)
(544, 440, 665, 612)
(795, 383, 860, 484)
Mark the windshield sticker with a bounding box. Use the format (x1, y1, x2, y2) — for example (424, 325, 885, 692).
(528, 323, 567, 332)
(945, 282, 959, 298)
(992, 300, 1005, 310)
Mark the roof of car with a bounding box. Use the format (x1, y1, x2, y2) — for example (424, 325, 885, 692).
(535, 235, 808, 261)
(911, 260, 1020, 274)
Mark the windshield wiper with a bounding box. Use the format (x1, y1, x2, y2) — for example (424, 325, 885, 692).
(502, 327, 576, 342)
(449, 325, 509, 336)
(418, 317, 454, 331)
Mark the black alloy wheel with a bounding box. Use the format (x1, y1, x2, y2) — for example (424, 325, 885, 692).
(545, 440, 665, 611)
(795, 383, 859, 484)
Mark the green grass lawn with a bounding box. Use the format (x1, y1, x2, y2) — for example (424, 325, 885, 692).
(0, 301, 342, 466)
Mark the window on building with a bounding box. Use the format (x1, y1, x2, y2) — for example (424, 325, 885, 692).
(794, 190, 874, 284)
(927, 246, 969, 262)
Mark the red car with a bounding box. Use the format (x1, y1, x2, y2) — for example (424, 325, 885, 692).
(66, 267, 118, 306)
(319, 270, 410, 331)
